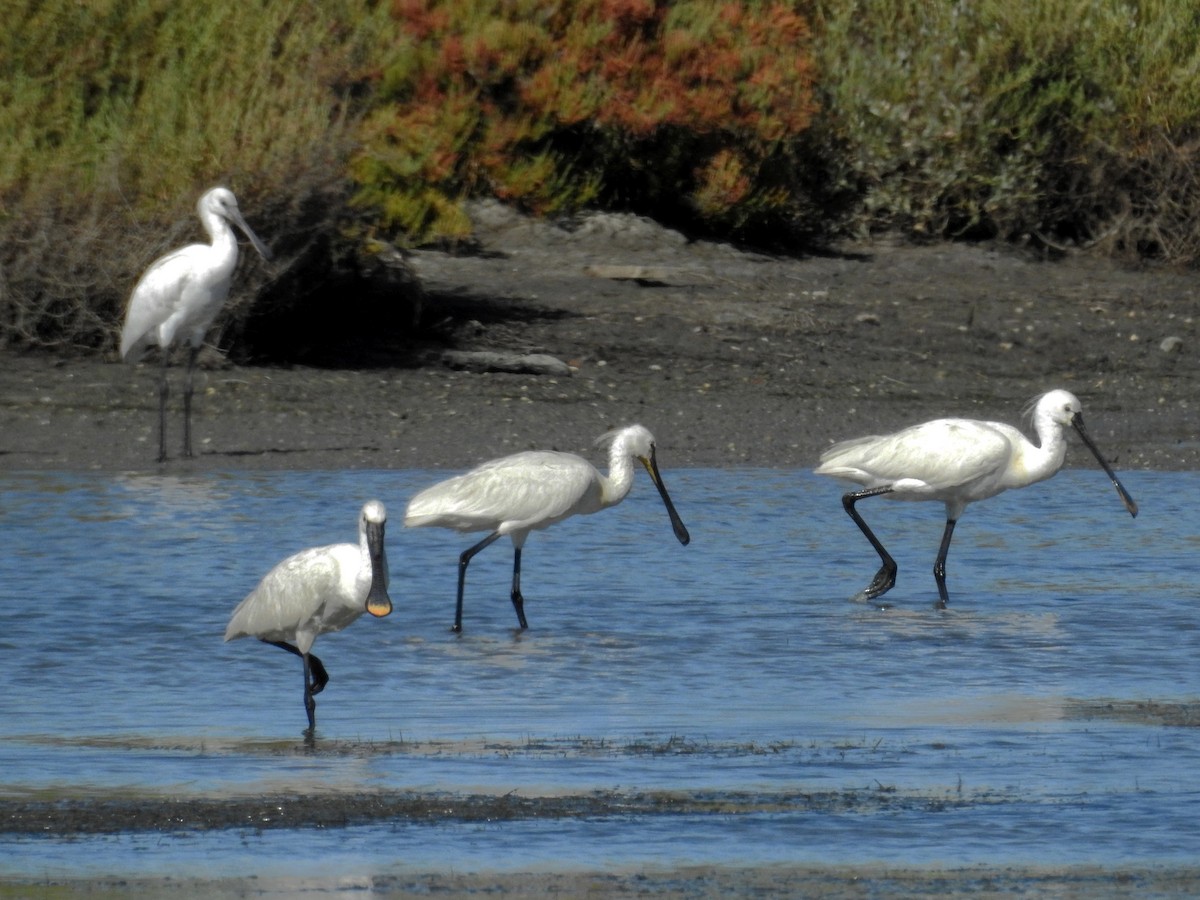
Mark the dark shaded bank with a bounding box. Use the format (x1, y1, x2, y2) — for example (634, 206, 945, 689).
(1, 202, 1198, 472)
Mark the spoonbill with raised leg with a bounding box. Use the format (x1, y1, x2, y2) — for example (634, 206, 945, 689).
(814, 389, 1137, 606)
(225, 500, 393, 737)
(405, 424, 691, 632)
(120, 186, 271, 462)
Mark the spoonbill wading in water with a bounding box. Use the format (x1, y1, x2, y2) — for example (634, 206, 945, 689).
(225, 501, 392, 737)
(405, 424, 691, 632)
(120, 187, 271, 462)
(815, 390, 1138, 607)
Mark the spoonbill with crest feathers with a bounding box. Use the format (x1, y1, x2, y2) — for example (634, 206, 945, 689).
(814, 389, 1138, 606)
(405, 424, 691, 632)
(120, 186, 271, 462)
(225, 500, 393, 737)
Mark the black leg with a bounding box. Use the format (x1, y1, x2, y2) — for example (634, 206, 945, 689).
(455, 532, 502, 633)
(932, 518, 957, 609)
(264, 638, 328, 710)
(842, 487, 897, 600)
(510, 546, 528, 629)
(307, 652, 329, 695)
(182, 345, 199, 458)
(156, 352, 170, 463)
(300, 652, 317, 735)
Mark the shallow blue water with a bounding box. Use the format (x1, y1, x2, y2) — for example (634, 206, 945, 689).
(1, 467, 1198, 879)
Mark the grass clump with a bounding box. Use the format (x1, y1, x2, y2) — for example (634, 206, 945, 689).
(0, 0, 390, 352)
(810, 0, 1200, 256)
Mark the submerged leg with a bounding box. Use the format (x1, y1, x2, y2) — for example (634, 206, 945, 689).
(182, 345, 199, 458)
(156, 352, 170, 463)
(509, 546, 528, 630)
(932, 518, 958, 608)
(259, 639, 320, 734)
(842, 487, 897, 601)
(455, 531, 503, 633)
(300, 652, 317, 734)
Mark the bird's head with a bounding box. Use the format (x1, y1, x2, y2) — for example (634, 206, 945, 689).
(1033, 389, 1084, 428)
(596, 423, 656, 460)
(199, 186, 272, 262)
(1033, 389, 1138, 518)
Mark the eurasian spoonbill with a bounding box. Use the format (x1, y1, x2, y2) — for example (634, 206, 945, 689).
(814, 389, 1137, 606)
(120, 187, 271, 462)
(224, 500, 392, 736)
(405, 424, 691, 632)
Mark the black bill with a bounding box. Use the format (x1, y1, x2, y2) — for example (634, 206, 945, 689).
(642, 449, 691, 545)
(1072, 414, 1138, 518)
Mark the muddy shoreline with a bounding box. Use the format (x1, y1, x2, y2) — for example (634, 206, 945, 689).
(2, 204, 1198, 473)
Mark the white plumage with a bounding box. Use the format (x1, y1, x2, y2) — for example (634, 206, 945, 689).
(406, 453, 605, 534)
(815, 389, 1137, 606)
(406, 424, 691, 632)
(121, 186, 271, 462)
(225, 500, 392, 736)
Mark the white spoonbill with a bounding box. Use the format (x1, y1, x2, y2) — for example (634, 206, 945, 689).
(120, 186, 271, 462)
(225, 500, 393, 737)
(814, 389, 1138, 606)
(405, 424, 691, 632)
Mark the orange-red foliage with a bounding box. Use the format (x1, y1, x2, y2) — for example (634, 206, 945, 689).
(355, 0, 819, 237)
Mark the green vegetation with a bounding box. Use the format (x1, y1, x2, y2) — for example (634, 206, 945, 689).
(812, 0, 1200, 254)
(3, 0, 1200, 355)
(0, 0, 391, 352)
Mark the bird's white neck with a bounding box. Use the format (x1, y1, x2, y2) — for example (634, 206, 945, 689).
(600, 435, 639, 507)
(201, 209, 239, 258)
(1019, 408, 1070, 485)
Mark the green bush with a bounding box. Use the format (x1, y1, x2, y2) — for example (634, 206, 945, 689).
(0, 0, 388, 351)
(809, 0, 1200, 255)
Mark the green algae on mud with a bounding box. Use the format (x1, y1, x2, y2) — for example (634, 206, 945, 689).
(0, 783, 1001, 836)
(1063, 699, 1200, 727)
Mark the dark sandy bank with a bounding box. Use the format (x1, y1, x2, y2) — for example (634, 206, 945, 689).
(2, 203, 1197, 473)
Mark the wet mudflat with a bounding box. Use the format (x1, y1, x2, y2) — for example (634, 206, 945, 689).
(2, 212, 1200, 475)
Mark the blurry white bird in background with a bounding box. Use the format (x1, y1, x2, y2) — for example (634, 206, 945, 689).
(120, 186, 271, 462)
(405, 424, 691, 632)
(815, 389, 1138, 607)
(225, 500, 392, 738)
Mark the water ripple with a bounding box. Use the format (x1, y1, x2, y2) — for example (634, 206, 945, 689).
(2, 468, 1198, 878)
